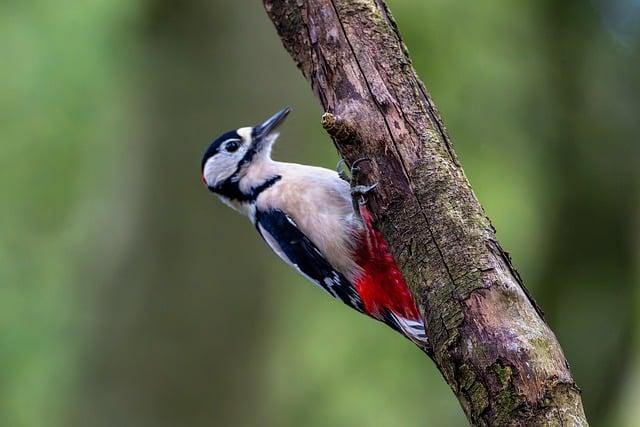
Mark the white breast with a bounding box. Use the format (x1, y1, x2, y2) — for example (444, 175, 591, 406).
(255, 161, 364, 282)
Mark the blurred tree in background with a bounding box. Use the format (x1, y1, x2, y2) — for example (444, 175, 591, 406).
(0, 0, 637, 426)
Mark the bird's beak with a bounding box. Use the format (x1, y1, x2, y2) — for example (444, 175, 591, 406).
(254, 107, 290, 139)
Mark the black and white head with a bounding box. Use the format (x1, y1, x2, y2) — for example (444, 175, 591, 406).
(201, 108, 289, 201)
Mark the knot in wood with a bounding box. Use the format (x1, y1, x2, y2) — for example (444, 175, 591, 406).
(321, 112, 356, 145)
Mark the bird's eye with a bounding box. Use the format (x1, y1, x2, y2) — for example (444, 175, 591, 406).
(225, 140, 240, 153)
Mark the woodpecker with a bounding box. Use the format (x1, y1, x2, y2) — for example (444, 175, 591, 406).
(201, 108, 428, 350)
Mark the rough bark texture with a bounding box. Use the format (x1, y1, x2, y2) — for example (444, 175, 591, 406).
(263, 0, 588, 425)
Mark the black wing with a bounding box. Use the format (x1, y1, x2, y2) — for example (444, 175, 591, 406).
(255, 209, 364, 313)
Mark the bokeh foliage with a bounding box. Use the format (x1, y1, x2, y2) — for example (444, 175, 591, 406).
(0, 0, 638, 426)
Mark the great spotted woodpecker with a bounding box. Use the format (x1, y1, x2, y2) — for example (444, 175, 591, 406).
(201, 108, 428, 350)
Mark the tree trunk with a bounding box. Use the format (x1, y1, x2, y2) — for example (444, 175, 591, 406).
(263, 0, 588, 425)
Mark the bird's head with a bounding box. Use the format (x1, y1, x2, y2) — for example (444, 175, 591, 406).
(201, 107, 290, 191)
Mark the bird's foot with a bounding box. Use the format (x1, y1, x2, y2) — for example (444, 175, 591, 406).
(348, 158, 378, 213)
(337, 157, 378, 211)
(351, 183, 378, 205)
(337, 157, 374, 183)
(349, 157, 371, 178)
(352, 182, 378, 223)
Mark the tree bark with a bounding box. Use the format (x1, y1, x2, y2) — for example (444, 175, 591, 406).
(263, 0, 588, 425)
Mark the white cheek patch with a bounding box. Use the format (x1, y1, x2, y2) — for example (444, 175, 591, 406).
(202, 127, 256, 188)
(203, 155, 235, 186)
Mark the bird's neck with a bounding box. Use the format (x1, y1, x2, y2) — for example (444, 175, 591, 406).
(214, 158, 281, 215)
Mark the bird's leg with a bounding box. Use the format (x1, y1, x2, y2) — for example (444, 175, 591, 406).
(348, 158, 378, 216)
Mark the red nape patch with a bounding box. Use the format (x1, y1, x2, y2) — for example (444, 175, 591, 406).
(354, 205, 421, 320)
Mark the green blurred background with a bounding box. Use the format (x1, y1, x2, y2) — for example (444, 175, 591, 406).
(1, 0, 638, 425)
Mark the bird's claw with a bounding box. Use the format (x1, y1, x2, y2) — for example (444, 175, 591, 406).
(337, 157, 378, 209)
(351, 183, 378, 206)
(350, 157, 372, 176)
(348, 157, 377, 208)
(351, 182, 378, 196)
(337, 157, 374, 182)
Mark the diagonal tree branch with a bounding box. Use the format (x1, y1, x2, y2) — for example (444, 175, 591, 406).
(263, 0, 588, 425)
